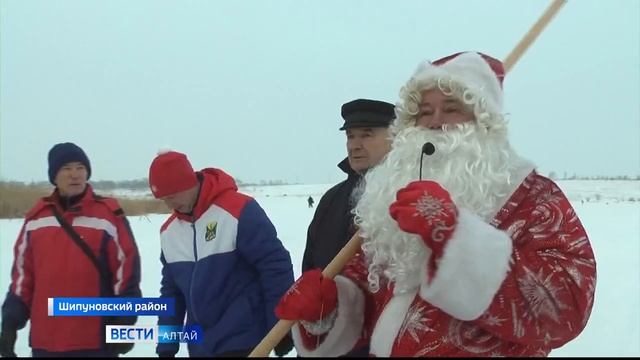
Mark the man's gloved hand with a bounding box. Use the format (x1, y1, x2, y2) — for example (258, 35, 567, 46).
(274, 332, 294, 357)
(0, 321, 17, 358)
(389, 180, 458, 281)
(275, 269, 337, 322)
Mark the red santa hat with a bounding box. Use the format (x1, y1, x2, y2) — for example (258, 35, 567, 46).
(148, 149, 198, 198)
(395, 51, 506, 130)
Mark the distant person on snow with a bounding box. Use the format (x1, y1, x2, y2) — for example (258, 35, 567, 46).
(301, 98, 395, 357)
(0, 142, 142, 357)
(307, 196, 314, 208)
(148, 150, 295, 357)
(276, 52, 597, 356)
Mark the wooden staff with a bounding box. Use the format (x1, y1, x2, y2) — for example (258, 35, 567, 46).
(249, 231, 363, 357)
(250, 1, 567, 356)
(504, 0, 567, 73)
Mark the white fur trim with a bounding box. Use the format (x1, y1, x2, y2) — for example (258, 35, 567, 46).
(419, 208, 512, 320)
(292, 276, 365, 357)
(300, 309, 338, 335)
(157, 148, 173, 155)
(370, 290, 417, 357)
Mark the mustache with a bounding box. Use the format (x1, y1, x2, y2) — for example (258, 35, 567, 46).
(374, 123, 482, 186)
(392, 123, 480, 155)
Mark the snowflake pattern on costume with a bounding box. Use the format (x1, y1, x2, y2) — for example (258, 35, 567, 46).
(506, 219, 527, 239)
(530, 203, 564, 236)
(397, 304, 437, 343)
(482, 313, 508, 327)
(332, 173, 596, 357)
(412, 191, 455, 225)
(447, 320, 503, 354)
(414, 342, 444, 357)
(518, 266, 568, 323)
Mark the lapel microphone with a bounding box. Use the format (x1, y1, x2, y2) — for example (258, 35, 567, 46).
(419, 142, 436, 181)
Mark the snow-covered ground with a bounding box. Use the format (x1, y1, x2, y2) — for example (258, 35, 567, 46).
(1, 180, 639, 357)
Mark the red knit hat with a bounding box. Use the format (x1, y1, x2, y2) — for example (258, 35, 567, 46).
(149, 150, 198, 198)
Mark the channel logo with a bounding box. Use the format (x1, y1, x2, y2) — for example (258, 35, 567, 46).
(107, 326, 156, 343)
(106, 325, 202, 344)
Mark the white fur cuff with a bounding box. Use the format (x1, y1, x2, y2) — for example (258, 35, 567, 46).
(292, 275, 365, 357)
(419, 207, 512, 320)
(300, 308, 338, 335)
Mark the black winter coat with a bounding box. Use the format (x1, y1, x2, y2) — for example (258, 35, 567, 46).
(302, 158, 361, 272)
(301, 159, 371, 357)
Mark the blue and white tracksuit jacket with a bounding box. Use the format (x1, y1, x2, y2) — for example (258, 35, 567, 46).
(156, 168, 294, 356)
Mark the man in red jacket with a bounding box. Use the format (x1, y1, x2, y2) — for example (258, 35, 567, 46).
(0, 142, 142, 357)
(275, 52, 597, 356)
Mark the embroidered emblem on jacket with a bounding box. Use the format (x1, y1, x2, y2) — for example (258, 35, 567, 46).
(205, 221, 217, 241)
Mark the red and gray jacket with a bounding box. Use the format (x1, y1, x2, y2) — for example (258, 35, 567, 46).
(1, 184, 141, 352)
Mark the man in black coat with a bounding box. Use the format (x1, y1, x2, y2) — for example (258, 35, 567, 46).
(301, 98, 394, 356)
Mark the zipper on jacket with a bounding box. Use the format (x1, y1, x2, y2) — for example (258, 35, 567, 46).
(191, 223, 198, 261)
(189, 222, 200, 324)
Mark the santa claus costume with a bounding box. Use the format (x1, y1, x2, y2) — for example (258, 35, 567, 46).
(276, 51, 597, 357)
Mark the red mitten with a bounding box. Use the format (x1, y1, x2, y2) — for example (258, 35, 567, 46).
(389, 181, 458, 281)
(275, 269, 337, 322)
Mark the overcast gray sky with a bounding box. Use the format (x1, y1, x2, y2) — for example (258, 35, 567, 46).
(1, 0, 639, 184)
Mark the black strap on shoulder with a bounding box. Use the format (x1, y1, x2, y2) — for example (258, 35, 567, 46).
(94, 194, 126, 217)
(51, 207, 113, 296)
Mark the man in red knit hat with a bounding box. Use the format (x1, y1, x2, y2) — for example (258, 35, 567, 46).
(148, 150, 294, 357)
(274, 52, 597, 357)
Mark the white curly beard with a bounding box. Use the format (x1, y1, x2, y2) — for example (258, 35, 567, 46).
(354, 122, 531, 294)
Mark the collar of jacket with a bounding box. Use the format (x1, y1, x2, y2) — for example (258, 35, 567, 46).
(173, 168, 239, 222)
(26, 183, 96, 219)
(338, 157, 360, 179)
(56, 187, 89, 211)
